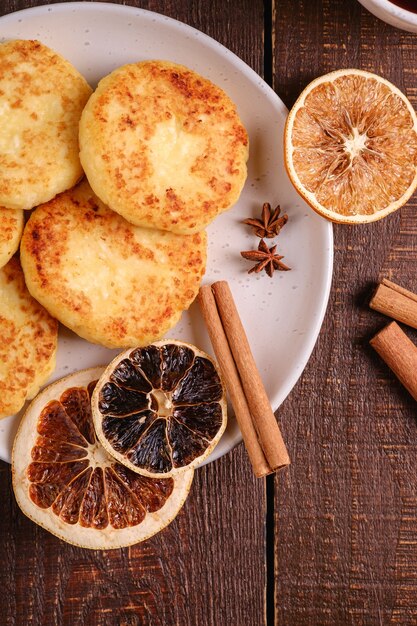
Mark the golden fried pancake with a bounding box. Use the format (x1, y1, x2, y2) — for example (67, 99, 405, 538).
(0, 209, 23, 268)
(21, 180, 207, 348)
(0, 257, 58, 419)
(0, 40, 92, 210)
(79, 60, 249, 234)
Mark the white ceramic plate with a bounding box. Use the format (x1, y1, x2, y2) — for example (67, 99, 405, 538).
(0, 2, 333, 465)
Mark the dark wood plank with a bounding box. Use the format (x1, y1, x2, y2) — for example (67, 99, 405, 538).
(2, 446, 266, 626)
(0, 1, 266, 625)
(274, 0, 417, 624)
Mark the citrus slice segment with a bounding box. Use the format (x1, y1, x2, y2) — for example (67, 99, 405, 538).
(284, 69, 417, 223)
(91, 340, 227, 478)
(12, 368, 193, 549)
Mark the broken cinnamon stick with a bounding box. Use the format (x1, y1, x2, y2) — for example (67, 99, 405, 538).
(211, 281, 290, 472)
(370, 278, 417, 329)
(370, 321, 417, 401)
(198, 285, 272, 477)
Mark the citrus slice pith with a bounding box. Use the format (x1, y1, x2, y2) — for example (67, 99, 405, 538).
(92, 340, 227, 478)
(284, 69, 417, 223)
(12, 368, 193, 549)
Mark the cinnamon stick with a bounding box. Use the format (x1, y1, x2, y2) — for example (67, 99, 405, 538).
(370, 278, 417, 329)
(370, 321, 417, 400)
(198, 285, 272, 477)
(211, 281, 290, 471)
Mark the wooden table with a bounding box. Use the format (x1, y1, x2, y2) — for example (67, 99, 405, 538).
(2, 0, 417, 624)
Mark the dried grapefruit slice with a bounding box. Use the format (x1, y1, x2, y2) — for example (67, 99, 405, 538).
(91, 340, 227, 478)
(284, 69, 417, 223)
(12, 368, 193, 549)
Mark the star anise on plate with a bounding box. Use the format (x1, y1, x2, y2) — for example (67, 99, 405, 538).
(240, 239, 290, 277)
(243, 202, 288, 238)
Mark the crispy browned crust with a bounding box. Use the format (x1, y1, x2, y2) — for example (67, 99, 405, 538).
(21, 180, 207, 348)
(0, 256, 58, 418)
(0, 208, 23, 268)
(0, 39, 92, 210)
(79, 60, 249, 234)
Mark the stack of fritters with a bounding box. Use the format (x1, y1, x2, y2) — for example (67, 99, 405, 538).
(0, 41, 248, 417)
(0, 39, 91, 416)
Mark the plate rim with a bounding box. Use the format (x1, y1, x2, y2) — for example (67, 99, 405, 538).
(0, 1, 333, 465)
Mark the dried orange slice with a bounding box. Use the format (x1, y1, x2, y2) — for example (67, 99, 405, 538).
(12, 368, 193, 549)
(284, 69, 417, 223)
(91, 340, 227, 478)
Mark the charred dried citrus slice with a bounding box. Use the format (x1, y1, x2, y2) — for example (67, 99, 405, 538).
(284, 69, 417, 223)
(12, 368, 193, 549)
(92, 340, 227, 478)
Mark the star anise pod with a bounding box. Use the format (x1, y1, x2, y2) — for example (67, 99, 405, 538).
(243, 202, 288, 238)
(240, 239, 290, 277)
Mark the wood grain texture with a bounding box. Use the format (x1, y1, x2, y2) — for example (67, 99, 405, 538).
(0, 1, 266, 625)
(1, 448, 266, 626)
(274, 0, 417, 624)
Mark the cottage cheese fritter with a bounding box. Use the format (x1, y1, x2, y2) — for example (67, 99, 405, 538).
(79, 60, 248, 234)
(0, 40, 92, 210)
(21, 180, 207, 348)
